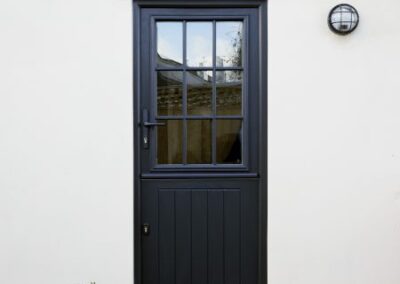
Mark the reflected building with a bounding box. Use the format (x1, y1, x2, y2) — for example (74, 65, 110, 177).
(157, 54, 242, 164)
(157, 55, 241, 116)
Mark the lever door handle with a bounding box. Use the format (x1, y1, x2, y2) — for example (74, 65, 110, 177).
(143, 121, 166, 127)
(141, 109, 165, 149)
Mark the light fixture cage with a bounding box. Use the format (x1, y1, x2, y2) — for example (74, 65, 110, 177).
(328, 4, 359, 35)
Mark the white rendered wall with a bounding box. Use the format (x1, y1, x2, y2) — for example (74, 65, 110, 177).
(268, 0, 400, 284)
(1, 0, 400, 284)
(0, 0, 133, 284)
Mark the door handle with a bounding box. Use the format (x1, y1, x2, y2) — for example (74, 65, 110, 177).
(143, 121, 166, 127)
(142, 109, 165, 149)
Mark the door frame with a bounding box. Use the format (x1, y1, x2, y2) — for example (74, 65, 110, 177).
(133, 1, 268, 283)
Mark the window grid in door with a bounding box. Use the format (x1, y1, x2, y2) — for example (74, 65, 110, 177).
(154, 19, 246, 167)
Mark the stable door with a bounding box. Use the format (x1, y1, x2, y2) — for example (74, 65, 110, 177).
(135, 6, 266, 284)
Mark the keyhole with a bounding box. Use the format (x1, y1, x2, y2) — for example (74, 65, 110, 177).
(142, 223, 150, 236)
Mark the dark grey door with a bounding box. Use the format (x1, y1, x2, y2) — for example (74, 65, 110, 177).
(135, 6, 266, 284)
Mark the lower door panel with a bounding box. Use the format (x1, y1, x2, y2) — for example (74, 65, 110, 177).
(141, 178, 259, 284)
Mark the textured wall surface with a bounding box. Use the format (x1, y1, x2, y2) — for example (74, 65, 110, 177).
(1, 0, 400, 283)
(0, 1, 133, 283)
(268, 0, 400, 283)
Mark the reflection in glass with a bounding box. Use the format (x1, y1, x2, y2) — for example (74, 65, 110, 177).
(216, 71, 242, 115)
(217, 120, 242, 164)
(187, 120, 212, 164)
(157, 71, 183, 115)
(187, 70, 213, 115)
(157, 22, 183, 67)
(216, 22, 243, 67)
(187, 22, 213, 67)
(157, 120, 183, 164)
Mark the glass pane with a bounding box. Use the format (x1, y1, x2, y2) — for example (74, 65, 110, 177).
(157, 71, 183, 116)
(216, 71, 242, 115)
(216, 22, 243, 67)
(157, 22, 183, 67)
(217, 120, 242, 164)
(187, 120, 212, 164)
(187, 70, 213, 115)
(157, 120, 183, 164)
(187, 22, 213, 67)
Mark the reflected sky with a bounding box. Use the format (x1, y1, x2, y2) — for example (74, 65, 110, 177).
(157, 21, 243, 67)
(216, 22, 242, 67)
(157, 22, 183, 65)
(187, 22, 213, 67)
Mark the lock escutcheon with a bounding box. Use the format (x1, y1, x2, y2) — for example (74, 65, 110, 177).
(142, 223, 150, 236)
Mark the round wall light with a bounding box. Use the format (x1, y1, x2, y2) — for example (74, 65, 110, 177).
(328, 4, 359, 35)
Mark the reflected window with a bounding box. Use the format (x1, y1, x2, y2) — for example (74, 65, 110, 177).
(187, 70, 213, 116)
(157, 71, 183, 116)
(157, 22, 183, 67)
(187, 22, 213, 67)
(157, 120, 183, 164)
(187, 120, 212, 164)
(216, 71, 242, 115)
(216, 22, 243, 67)
(155, 20, 245, 166)
(217, 120, 242, 164)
